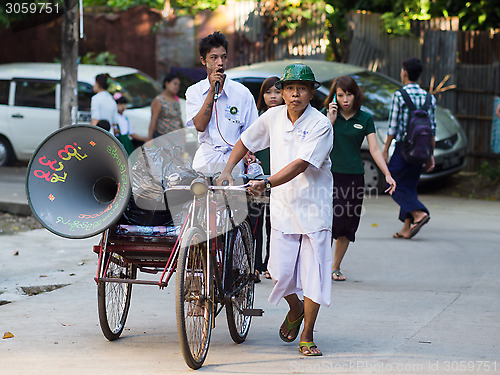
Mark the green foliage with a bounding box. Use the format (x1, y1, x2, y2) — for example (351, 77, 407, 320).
(170, 0, 226, 14)
(377, 0, 431, 36)
(0, 0, 64, 30)
(83, 0, 226, 14)
(83, 0, 164, 10)
(261, 0, 326, 38)
(478, 160, 500, 184)
(53, 51, 118, 65)
(428, 0, 500, 31)
(81, 51, 118, 65)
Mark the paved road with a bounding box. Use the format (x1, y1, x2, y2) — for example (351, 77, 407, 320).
(1, 194, 499, 374)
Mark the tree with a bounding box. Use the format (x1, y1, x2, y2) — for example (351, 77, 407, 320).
(428, 0, 500, 31)
(0, 0, 63, 30)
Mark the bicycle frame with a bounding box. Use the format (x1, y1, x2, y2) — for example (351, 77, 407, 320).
(168, 182, 251, 317)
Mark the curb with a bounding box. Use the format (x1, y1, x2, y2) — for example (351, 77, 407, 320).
(0, 201, 32, 216)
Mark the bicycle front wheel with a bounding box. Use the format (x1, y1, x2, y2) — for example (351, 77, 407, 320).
(175, 227, 213, 370)
(226, 219, 255, 343)
(97, 253, 136, 341)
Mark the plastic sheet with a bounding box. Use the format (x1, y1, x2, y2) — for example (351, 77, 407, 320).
(123, 143, 198, 226)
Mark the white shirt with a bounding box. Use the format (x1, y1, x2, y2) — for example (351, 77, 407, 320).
(185, 78, 258, 173)
(241, 105, 333, 234)
(116, 112, 135, 135)
(91, 91, 119, 126)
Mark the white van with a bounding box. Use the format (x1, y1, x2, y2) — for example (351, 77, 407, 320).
(0, 63, 172, 166)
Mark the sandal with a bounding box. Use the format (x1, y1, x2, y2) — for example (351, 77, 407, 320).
(278, 310, 304, 343)
(393, 232, 410, 239)
(254, 270, 261, 283)
(332, 269, 346, 281)
(264, 270, 272, 279)
(299, 341, 322, 356)
(409, 215, 430, 238)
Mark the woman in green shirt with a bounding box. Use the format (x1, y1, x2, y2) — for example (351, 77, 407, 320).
(325, 76, 396, 281)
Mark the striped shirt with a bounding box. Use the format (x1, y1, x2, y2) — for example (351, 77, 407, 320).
(387, 83, 436, 142)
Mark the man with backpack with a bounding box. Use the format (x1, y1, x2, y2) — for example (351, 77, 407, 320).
(382, 57, 436, 239)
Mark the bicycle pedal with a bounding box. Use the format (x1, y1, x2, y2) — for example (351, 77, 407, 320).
(242, 308, 264, 316)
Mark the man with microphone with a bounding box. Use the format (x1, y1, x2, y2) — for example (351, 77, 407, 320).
(185, 31, 259, 174)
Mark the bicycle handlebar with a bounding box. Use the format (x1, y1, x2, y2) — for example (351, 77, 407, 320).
(165, 183, 251, 192)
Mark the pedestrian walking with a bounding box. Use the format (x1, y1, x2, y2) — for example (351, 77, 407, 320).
(90, 73, 118, 131)
(218, 63, 333, 357)
(324, 76, 396, 281)
(147, 73, 183, 140)
(382, 58, 436, 239)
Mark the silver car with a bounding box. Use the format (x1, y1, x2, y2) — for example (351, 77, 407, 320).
(226, 59, 467, 192)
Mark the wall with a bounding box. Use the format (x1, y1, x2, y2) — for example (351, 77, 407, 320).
(0, 6, 161, 78)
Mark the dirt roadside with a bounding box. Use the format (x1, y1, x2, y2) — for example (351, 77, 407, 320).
(0, 211, 43, 235)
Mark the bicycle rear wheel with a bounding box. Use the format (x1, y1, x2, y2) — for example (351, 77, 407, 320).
(97, 253, 136, 341)
(175, 227, 213, 370)
(226, 219, 255, 343)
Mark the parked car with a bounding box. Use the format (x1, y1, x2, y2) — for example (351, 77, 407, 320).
(0, 62, 189, 166)
(226, 59, 467, 191)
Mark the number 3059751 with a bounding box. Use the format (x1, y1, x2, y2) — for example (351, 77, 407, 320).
(5, 2, 60, 14)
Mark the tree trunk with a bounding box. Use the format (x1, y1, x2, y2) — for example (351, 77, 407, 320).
(60, 0, 79, 128)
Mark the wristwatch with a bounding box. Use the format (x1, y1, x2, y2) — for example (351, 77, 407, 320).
(264, 178, 272, 190)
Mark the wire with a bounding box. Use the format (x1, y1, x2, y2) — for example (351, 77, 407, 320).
(214, 100, 234, 148)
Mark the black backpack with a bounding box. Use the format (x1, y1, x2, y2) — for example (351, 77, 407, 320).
(399, 88, 434, 165)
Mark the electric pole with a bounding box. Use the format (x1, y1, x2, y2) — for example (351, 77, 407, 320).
(60, 0, 79, 128)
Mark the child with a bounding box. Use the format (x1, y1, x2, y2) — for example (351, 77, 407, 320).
(113, 93, 146, 154)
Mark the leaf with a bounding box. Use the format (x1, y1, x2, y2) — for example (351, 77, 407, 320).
(3, 332, 14, 339)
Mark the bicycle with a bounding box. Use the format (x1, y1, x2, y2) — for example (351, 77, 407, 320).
(168, 176, 263, 369)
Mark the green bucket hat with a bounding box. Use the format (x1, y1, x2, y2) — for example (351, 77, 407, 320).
(275, 63, 321, 89)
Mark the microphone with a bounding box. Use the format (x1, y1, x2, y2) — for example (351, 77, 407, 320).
(214, 81, 220, 101)
(214, 69, 224, 101)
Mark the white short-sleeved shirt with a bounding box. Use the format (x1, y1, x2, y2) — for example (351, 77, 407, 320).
(116, 113, 135, 135)
(91, 91, 119, 126)
(185, 78, 258, 173)
(241, 105, 333, 234)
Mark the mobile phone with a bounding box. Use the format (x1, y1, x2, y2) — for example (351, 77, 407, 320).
(333, 94, 337, 104)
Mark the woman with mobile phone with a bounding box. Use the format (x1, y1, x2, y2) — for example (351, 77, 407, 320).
(324, 76, 396, 281)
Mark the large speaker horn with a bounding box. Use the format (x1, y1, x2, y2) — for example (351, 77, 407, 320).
(26, 125, 130, 239)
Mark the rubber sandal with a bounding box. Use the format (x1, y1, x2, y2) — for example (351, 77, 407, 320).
(254, 270, 261, 283)
(278, 310, 304, 343)
(409, 215, 430, 238)
(332, 269, 346, 281)
(392, 232, 410, 239)
(299, 341, 322, 356)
